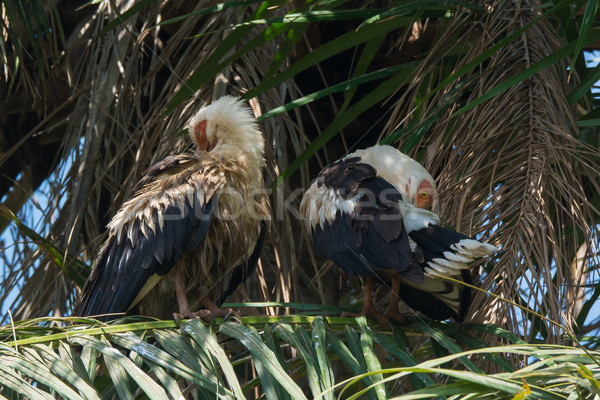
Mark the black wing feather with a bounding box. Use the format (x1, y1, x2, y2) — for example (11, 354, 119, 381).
(312, 157, 420, 280)
(408, 224, 472, 261)
(77, 180, 216, 321)
(398, 270, 472, 321)
(402, 225, 481, 321)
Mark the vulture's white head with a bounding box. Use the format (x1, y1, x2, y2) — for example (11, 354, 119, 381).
(351, 145, 438, 211)
(186, 96, 265, 169)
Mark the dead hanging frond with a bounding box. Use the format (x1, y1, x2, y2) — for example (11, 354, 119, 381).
(5, 0, 312, 321)
(0, 0, 67, 100)
(387, 0, 600, 343)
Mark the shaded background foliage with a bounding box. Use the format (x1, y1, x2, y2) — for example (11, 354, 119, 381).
(0, 0, 600, 386)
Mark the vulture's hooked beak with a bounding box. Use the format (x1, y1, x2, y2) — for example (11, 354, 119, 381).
(193, 120, 216, 151)
(194, 120, 218, 152)
(194, 120, 209, 151)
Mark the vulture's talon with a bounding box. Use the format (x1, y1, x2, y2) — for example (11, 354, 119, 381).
(228, 309, 242, 323)
(341, 311, 359, 318)
(341, 309, 388, 325)
(173, 310, 216, 324)
(195, 310, 216, 324)
(384, 311, 410, 325)
(222, 309, 233, 322)
(213, 307, 240, 322)
(173, 313, 183, 326)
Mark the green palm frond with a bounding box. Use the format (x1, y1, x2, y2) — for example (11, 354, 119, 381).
(2, 316, 600, 399)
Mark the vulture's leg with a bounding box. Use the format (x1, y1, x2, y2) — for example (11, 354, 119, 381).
(173, 288, 240, 323)
(342, 277, 388, 324)
(384, 275, 409, 324)
(199, 295, 240, 321)
(173, 288, 216, 323)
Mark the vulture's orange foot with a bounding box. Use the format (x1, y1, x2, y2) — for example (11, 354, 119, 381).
(212, 307, 241, 322)
(383, 310, 410, 325)
(342, 307, 388, 325)
(173, 310, 216, 324)
(173, 308, 241, 325)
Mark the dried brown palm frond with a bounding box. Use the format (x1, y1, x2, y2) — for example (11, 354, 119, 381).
(386, 0, 600, 343)
(0, 0, 81, 239)
(6, 0, 315, 321)
(0, 0, 67, 101)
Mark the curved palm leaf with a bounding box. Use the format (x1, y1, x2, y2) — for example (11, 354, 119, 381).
(1, 316, 600, 399)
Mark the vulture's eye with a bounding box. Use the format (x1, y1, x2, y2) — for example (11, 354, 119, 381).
(420, 192, 428, 199)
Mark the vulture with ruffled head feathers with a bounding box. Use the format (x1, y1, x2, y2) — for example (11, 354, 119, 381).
(76, 96, 270, 322)
(300, 145, 496, 324)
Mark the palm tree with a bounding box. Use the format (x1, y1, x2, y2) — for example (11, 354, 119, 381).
(1, 0, 599, 397)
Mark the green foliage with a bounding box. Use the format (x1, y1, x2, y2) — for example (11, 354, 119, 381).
(1, 315, 600, 399)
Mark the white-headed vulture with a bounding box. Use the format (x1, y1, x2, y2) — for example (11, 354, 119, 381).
(76, 96, 270, 322)
(300, 145, 496, 324)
